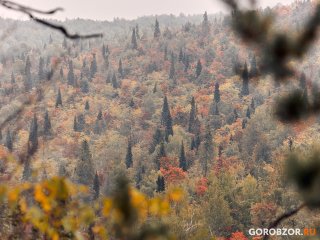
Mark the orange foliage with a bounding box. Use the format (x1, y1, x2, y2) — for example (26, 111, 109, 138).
(195, 177, 208, 196)
(230, 231, 248, 240)
(160, 167, 186, 183)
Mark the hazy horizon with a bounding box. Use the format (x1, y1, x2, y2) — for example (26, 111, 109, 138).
(0, 0, 296, 21)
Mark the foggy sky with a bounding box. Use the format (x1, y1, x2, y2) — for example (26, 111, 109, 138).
(0, 0, 296, 21)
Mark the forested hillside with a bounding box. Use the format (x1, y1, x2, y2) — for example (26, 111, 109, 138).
(0, 1, 319, 239)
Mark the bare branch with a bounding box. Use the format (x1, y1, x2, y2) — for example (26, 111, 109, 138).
(263, 203, 306, 240)
(0, 0, 103, 39)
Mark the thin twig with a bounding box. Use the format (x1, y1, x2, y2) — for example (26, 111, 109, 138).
(0, 0, 103, 39)
(263, 203, 306, 240)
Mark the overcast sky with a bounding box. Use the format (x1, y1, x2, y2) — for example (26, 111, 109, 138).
(0, 0, 296, 21)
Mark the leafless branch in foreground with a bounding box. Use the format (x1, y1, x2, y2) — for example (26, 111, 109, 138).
(263, 203, 306, 240)
(0, 0, 103, 39)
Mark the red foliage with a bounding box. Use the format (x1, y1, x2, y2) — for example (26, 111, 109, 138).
(160, 167, 186, 183)
(230, 231, 248, 240)
(195, 177, 208, 196)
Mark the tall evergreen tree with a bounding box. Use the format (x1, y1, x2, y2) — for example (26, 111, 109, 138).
(125, 139, 133, 168)
(161, 96, 174, 141)
(214, 82, 221, 103)
(179, 141, 187, 171)
(135, 24, 140, 39)
(24, 56, 32, 91)
(202, 11, 210, 34)
(188, 97, 197, 133)
(131, 28, 138, 49)
(85, 100, 90, 111)
(156, 175, 165, 192)
(28, 114, 38, 155)
(118, 59, 123, 78)
(73, 116, 79, 132)
(90, 54, 97, 79)
(246, 107, 251, 119)
(154, 18, 161, 38)
(196, 59, 202, 78)
(112, 73, 118, 89)
(38, 57, 45, 80)
(22, 159, 32, 181)
(55, 88, 62, 108)
(93, 172, 100, 200)
(202, 125, 214, 176)
(75, 140, 95, 186)
(43, 110, 52, 136)
(67, 60, 75, 86)
(241, 62, 250, 96)
(149, 128, 163, 153)
(169, 53, 175, 80)
(6, 130, 13, 152)
(184, 55, 190, 72)
(155, 141, 166, 170)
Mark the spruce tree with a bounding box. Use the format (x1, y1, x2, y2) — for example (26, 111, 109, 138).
(184, 55, 190, 72)
(112, 73, 118, 89)
(179, 141, 187, 171)
(135, 24, 140, 39)
(11, 72, 15, 84)
(196, 59, 202, 78)
(22, 159, 32, 181)
(155, 141, 166, 170)
(24, 56, 32, 91)
(213, 104, 219, 115)
(67, 60, 75, 86)
(161, 96, 174, 141)
(169, 53, 175, 80)
(156, 175, 165, 192)
(55, 88, 62, 108)
(90, 54, 97, 79)
(6, 130, 13, 152)
(131, 28, 138, 49)
(85, 100, 90, 111)
(241, 62, 250, 96)
(153, 83, 157, 93)
(202, 11, 210, 34)
(202, 125, 213, 176)
(93, 172, 100, 200)
(118, 59, 123, 78)
(73, 116, 79, 132)
(149, 128, 163, 153)
(188, 97, 197, 133)
(38, 57, 45, 81)
(97, 110, 103, 120)
(154, 18, 161, 38)
(214, 82, 221, 103)
(190, 137, 196, 151)
(251, 98, 255, 112)
(43, 110, 52, 136)
(125, 140, 133, 168)
(242, 118, 248, 129)
(28, 114, 38, 155)
(246, 107, 251, 119)
(75, 140, 95, 186)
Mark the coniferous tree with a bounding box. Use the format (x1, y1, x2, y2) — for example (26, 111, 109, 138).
(93, 172, 100, 200)
(28, 114, 38, 155)
(246, 107, 251, 119)
(125, 139, 133, 168)
(43, 110, 52, 136)
(196, 59, 202, 78)
(118, 59, 123, 78)
(81, 80, 89, 93)
(184, 55, 190, 72)
(190, 137, 196, 151)
(112, 73, 118, 89)
(242, 118, 248, 129)
(241, 62, 250, 96)
(85, 100, 90, 111)
(156, 175, 165, 192)
(202, 125, 213, 176)
(75, 140, 95, 186)
(188, 97, 197, 133)
(67, 60, 75, 86)
(153, 83, 157, 93)
(213, 104, 219, 115)
(24, 56, 32, 91)
(131, 28, 138, 49)
(55, 88, 62, 108)
(11, 72, 15, 84)
(154, 18, 161, 38)
(202, 11, 210, 34)
(179, 141, 187, 171)
(90, 54, 97, 79)
(6, 130, 13, 152)
(251, 98, 255, 112)
(97, 110, 103, 121)
(135, 24, 140, 39)
(22, 159, 32, 181)
(38, 57, 45, 81)
(149, 128, 163, 153)
(179, 48, 184, 62)
(214, 82, 221, 103)
(73, 116, 79, 132)
(155, 141, 166, 170)
(169, 53, 175, 80)
(161, 96, 173, 141)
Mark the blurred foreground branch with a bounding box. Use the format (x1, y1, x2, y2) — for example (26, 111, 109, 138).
(0, 0, 103, 39)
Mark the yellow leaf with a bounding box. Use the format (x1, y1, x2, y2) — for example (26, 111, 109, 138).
(102, 198, 112, 217)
